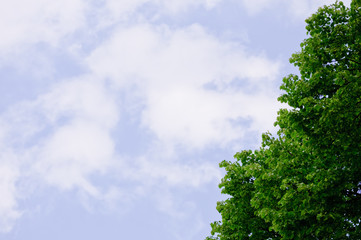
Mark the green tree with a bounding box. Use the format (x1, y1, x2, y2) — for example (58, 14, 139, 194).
(207, 1, 361, 239)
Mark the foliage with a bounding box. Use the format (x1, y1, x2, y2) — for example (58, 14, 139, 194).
(206, 1, 361, 239)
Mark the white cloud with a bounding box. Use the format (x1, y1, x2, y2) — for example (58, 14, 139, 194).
(83, 21, 282, 221)
(0, 67, 223, 230)
(28, 78, 119, 195)
(0, 0, 292, 232)
(38, 78, 119, 129)
(0, 77, 121, 230)
(240, 0, 277, 15)
(0, 0, 350, 59)
(34, 121, 115, 194)
(239, 0, 352, 18)
(132, 157, 221, 188)
(156, 0, 223, 13)
(287, 0, 352, 19)
(0, 155, 21, 233)
(0, 0, 86, 54)
(101, 0, 223, 20)
(88, 23, 281, 150)
(0, 0, 226, 56)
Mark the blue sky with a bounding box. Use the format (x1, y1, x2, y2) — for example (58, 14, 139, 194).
(0, 0, 351, 239)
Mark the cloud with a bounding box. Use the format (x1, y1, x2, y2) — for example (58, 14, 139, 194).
(0, 0, 225, 56)
(101, 0, 223, 22)
(155, 0, 223, 13)
(34, 121, 115, 194)
(239, 0, 352, 18)
(0, 68, 223, 231)
(0, 0, 349, 60)
(287, 0, 352, 19)
(83, 23, 282, 220)
(24, 78, 119, 195)
(128, 157, 222, 188)
(0, 0, 86, 54)
(239, 0, 277, 15)
(87, 23, 281, 150)
(0, 0, 287, 232)
(0, 155, 21, 233)
(0, 77, 121, 230)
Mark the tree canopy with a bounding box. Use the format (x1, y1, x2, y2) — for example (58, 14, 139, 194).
(206, 1, 361, 239)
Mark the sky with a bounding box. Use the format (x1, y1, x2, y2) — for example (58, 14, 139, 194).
(0, 0, 352, 239)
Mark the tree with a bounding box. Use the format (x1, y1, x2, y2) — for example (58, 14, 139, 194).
(206, 1, 361, 239)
